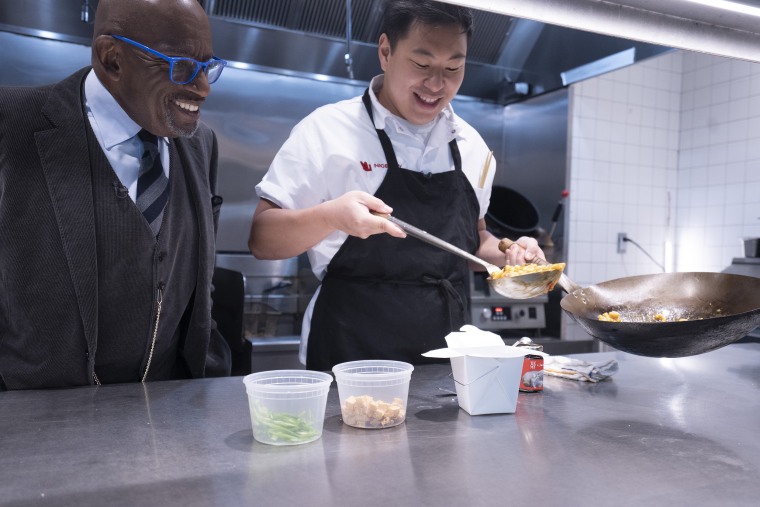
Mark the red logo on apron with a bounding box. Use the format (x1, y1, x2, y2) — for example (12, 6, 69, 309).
(360, 161, 372, 172)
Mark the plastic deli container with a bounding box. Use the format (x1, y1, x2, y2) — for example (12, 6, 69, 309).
(243, 370, 332, 446)
(332, 360, 414, 429)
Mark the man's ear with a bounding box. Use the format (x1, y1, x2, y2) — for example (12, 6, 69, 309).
(92, 35, 122, 81)
(378, 33, 391, 70)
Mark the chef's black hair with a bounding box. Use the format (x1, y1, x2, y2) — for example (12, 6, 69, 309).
(381, 0, 473, 50)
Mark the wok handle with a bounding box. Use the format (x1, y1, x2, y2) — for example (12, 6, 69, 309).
(497, 238, 581, 293)
(498, 238, 548, 265)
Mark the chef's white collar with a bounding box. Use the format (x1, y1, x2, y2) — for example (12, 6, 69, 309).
(368, 74, 461, 137)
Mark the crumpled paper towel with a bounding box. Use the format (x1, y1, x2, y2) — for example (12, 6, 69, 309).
(544, 355, 618, 382)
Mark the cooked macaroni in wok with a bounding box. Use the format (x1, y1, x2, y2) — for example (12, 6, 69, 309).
(598, 311, 690, 322)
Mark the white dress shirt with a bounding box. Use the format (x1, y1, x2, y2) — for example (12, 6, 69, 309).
(84, 70, 169, 202)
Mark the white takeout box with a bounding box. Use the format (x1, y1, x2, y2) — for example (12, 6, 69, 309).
(423, 326, 549, 415)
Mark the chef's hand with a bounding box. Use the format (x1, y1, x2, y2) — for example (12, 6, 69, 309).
(323, 191, 406, 239)
(504, 236, 546, 266)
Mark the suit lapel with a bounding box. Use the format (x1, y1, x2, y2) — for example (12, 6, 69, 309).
(174, 135, 214, 258)
(35, 68, 99, 354)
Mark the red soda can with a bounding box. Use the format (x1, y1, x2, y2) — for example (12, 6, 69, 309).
(514, 338, 543, 392)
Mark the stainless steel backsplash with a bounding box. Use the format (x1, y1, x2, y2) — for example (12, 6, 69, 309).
(0, 30, 566, 255)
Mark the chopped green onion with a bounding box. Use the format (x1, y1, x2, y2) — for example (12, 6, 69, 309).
(251, 400, 320, 443)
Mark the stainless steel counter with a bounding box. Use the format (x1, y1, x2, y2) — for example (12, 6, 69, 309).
(2, 344, 759, 506)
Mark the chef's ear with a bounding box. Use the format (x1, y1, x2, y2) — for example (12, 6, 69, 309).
(92, 35, 122, 80)
(378, 33, 391, 70)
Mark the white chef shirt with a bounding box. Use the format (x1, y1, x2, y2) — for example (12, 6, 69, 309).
(84, 70, 170, 202)
(256, 75, 496, 279)
(255, 75, 496, 364)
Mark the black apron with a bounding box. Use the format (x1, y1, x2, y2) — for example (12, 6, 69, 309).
(306, 89, 480, 370)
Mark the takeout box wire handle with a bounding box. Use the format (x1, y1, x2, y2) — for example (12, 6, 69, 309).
(448, 365, 500, 387)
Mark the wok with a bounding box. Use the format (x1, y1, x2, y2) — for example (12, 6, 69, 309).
(560, 272, 760, 357)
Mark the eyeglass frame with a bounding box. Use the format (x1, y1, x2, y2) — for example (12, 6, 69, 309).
(110, 34, 227, 85)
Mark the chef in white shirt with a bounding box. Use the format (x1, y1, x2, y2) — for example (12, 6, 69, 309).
(249, 0, 544, 370)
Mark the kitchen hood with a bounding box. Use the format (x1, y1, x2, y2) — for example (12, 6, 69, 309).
(198, 0, 674, 102)
(0, 0, 667, 103)
(2, 0, 759, 103)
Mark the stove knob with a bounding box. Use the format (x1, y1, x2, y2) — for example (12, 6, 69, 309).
(481, 307, 492, 320)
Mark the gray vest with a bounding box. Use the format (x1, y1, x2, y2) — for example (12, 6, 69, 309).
(88, 129, 199, 383)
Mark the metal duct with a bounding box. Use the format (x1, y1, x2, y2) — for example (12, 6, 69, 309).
(444, 0, 760, 65)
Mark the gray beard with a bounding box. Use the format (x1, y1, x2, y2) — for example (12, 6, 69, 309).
(165, 110, 199, 138)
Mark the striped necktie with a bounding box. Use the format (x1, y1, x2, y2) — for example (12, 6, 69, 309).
(136, 129, 169, 236)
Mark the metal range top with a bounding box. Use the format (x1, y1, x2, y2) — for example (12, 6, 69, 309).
(721, 256, 760, 278)
(469, 271, 548, 331)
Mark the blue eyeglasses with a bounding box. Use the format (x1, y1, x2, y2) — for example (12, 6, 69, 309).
(111, 34, 227, 85)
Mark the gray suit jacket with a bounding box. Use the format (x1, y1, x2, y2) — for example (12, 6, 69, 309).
(0, 67, 230, 389)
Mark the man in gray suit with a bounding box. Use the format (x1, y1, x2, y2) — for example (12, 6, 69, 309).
(0, 0, 231, 389)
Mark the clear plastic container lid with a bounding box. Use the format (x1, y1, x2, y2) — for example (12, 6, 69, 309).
(243, 370, 332, 399)
(332, 360, 413, 388)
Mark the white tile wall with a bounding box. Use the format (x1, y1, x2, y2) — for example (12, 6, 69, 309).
(677, 53, 760, 272)
(564, 49, 760, 341)
(564, 51, 682, 340)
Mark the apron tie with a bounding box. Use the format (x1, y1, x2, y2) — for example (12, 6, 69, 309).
(325, 272, 465, 332)
(422, 275, 466, 332)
